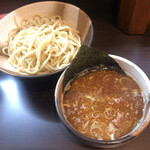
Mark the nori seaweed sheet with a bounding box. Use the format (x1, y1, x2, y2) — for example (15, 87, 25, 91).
(63, 45, 125, 89)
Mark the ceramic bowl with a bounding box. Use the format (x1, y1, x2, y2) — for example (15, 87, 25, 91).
(0, 1, 93, 78)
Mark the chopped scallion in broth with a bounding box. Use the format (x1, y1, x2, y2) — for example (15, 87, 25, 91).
(63, 70, 144, 140)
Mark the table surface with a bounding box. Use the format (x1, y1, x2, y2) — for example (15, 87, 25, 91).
(0, 12, 150, 150)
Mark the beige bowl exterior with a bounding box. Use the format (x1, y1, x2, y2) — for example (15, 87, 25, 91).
(0, 1, 93, 77)
(55, 55, 150, 148)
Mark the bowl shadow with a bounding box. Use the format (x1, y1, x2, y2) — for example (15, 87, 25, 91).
(12, 71, 63, 122)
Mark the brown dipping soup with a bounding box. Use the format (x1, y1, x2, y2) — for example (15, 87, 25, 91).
(63, 70, 144, 140)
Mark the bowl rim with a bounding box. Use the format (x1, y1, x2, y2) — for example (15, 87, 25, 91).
(55, 54, 150, 147)
(0, 1, 94, 78)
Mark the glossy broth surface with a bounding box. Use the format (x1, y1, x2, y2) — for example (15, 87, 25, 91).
(63, 70, 144, 140)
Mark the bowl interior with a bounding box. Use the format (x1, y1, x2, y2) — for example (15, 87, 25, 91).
(55, 55, 150, 148)
(0, 1, 93, 77)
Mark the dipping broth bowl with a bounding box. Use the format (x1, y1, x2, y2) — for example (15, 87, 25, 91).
(55, 55, 150, 148)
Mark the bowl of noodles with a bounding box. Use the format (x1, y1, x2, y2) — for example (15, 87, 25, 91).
(0, 1, 93, 77)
